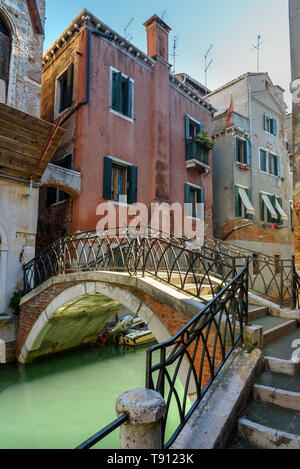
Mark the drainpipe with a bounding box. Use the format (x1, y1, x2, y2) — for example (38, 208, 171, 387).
(60, 28, 114, 126)
(247, 78, 254, 204)
(223, 221, 254, 241)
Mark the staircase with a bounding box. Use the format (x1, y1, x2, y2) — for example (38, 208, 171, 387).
(230, 302, 300, 449)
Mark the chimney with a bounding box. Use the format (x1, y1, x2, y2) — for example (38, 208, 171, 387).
(143, 15, 171, 63)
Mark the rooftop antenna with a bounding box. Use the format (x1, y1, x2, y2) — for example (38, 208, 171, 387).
(204, 44, 213, 89)
(251, 34, 265, 72)
(161, 10, 167, 21)
(124, 17, 134, 40)
(170, 36, 179, 74)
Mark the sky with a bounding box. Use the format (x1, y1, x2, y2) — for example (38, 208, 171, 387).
(44, 0, 292, 109)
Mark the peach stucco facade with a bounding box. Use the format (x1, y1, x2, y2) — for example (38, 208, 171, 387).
(38, 10, 215, 248)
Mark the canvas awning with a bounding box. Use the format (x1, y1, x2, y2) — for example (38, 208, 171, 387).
(238, 187, 255, 215)
(261, 193, 278, 220)
(275, 199, 288, 220)
(0, 102, 65, 182)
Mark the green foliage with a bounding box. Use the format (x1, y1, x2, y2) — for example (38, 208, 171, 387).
(195, 130, 216, 149)
(9, 290, 24, 316)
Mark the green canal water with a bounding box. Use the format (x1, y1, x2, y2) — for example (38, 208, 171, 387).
(0, 343, 187, 449)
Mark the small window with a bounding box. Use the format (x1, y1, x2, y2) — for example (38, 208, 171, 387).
(236, 137, 250, 165)
(235, 186, 255, 219)
(264, 114, 277, 136)
(111, 69, 134, 119)
(185, 183, 205, 219)
(57, 64, 74, 113)
(103, 157, 138, 204)
(260, 193, 278, 223)
(0, 14, 12, 103)
(46, 188, 70, 207)
(269, 153, 280, 177)
(260, 149, 268, 172)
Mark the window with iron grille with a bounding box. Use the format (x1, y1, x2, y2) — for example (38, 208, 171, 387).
(0, 15, 11, 102)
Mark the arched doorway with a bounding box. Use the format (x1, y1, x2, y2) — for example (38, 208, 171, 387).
(0, 13, 12, 103)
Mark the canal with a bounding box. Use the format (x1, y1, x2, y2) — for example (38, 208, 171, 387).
(0, 343, 186, 449)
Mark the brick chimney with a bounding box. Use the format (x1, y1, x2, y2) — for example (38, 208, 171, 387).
(143, 15, 171, 63)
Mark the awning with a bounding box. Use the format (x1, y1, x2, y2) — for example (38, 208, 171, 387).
(275, 199, 288, 220)
(238, 187, 255, 215)
(261, 193, 278, 220)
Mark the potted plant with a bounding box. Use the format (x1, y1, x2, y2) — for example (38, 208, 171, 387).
(194, 130, 215, 149)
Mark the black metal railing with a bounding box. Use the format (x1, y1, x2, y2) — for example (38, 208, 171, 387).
(75, 414, 128, 450)
(146, 260, 248, 449)
(186, 139, 210, 166)
(203, 237, 299, 309)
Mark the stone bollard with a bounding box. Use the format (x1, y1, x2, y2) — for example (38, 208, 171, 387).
(116, 388, 166, 449)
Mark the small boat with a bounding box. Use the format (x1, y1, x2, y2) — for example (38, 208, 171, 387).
(108, 315, 156, 347)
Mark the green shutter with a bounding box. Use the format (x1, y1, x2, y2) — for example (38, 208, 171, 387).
(264, 114, 268, 131)
(272, 119, 277, 136)
(112, 72, 122, 112)
(66, 63, 74, 108)
(235, 137, 240, 162)
(244, 140, 251, 165)
(267, 195, 276, 223)
(185, 115, 190, 141)
(124, 77, 132, 117)
(277, 155, 281, 177)
(245, 189, 253, 220)
(276, 197, 283, 225)
(185, 115, 191, 161)
(196, 123, 203, 136)
(196, 188, 205, 219)
(103, 157, 113, 200)
(185, 183, 192, 217)
(127, 166, 138, 204)
(260, 193, 265, 222)
(235, 186, 241, 217)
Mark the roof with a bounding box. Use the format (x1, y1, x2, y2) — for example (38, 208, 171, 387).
(207, 72, 285, 97)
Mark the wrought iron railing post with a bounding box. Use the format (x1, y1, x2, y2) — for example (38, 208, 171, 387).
(280, 259, 284, 309)
(292, 260, 297, 309)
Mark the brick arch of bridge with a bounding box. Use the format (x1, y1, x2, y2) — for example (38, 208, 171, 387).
(17, 272, 198, 364)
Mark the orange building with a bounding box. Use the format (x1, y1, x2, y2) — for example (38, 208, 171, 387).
(38, 10, 216, 249)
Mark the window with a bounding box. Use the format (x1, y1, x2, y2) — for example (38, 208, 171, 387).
(264, 114, 277, 136)
(46, 187, 70, 207)
(235, 186, 255, 219)
(259, 149, 268, 172)
(103, 157, 138, 204)
(57, 64, 74, 113)
(0, 14, 11, 103)
(185, 183, 205, 219)
(259, 149, 280, 177)
(260, 193, 278, 223)
(185, 115, 209, 167)
(111, 69, 134, 119)
(275, 197, 287, 226)
(235, 137, 250, 165)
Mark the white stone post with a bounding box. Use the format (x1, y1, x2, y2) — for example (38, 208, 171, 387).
(116, 388, 166, 450)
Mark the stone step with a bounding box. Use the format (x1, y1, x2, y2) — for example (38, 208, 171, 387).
(253, 383, 300, 412)
(249, 316, 298, 346)
(238, 400, 300, 449)
(263, 328, 300, 376)
(248, 305, 268, 321)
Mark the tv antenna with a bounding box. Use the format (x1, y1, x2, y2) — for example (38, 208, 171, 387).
(170, 36, 179, 74)
(124, 17, 134, 41)
(161, 10, 167, 21)
(251, 34, 265, 72)
(204, 44, 213, 89)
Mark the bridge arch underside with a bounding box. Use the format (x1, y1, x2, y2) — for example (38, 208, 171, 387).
(18, 274, 194, 364)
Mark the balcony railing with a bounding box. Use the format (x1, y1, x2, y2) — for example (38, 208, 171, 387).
(186, 139, 210, 168)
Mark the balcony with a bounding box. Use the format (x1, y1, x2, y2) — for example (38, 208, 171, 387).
(185, 138, 210, 172)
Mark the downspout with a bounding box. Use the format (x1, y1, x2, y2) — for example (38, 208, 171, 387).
(60, 28, 113, 126)
(247, 77, 254, 204)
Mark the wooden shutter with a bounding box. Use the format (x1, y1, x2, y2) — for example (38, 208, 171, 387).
(196, 188, 205, 219)
(277, 197, 283, 225)
(66, 63, 74, 108)
(244, 140, 251, 165)
(103, 157, 113, 200)
(185, 115, 191, 161)
(185, 183, 192, 217)
(245, 189, 253, 220)
(112, 72, 122, 112)
(264, 114, 268, 131)
(272, 119, 277, 136)
(127, 166, 138, 204)
(125, 78, 133, 118)
(276, 155, 281, 177)
(235, 186, 241, 217)
(267, 195, 276, 223)
(260, 193, 265, 222)
(196, 123, 203, 136)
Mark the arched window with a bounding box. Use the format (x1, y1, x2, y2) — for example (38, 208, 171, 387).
(0, 14, 12, 103)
